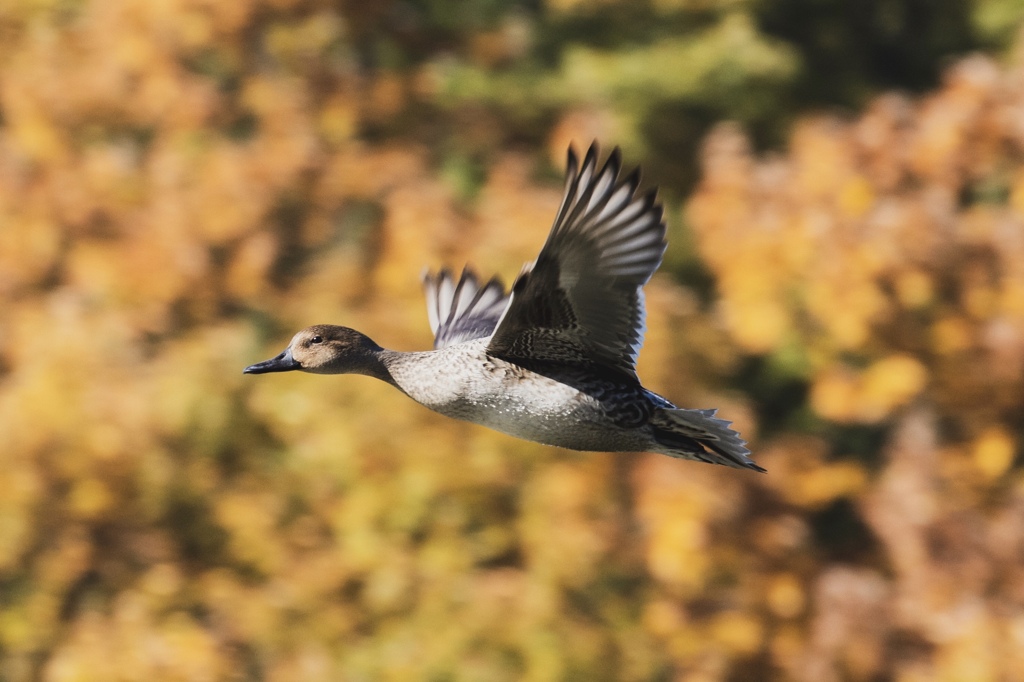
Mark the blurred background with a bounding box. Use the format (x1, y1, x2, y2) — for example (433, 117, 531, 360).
(2, 0, 1024, 680)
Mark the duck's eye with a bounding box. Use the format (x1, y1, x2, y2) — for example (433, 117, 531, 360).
(310, 335, 323, 344)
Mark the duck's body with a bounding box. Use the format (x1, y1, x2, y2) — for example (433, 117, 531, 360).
(383, 338, 657, 452)
(246, 144, 763, 472)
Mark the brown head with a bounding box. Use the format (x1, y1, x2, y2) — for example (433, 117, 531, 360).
(243, 325, 386, 377)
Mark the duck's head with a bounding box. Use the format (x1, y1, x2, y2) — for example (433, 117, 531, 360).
(244, 325, 383, 376)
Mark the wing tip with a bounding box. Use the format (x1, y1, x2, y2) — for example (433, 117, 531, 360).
(566, 145, 580, 176)
(582, 141, 600, 173)
(422, 265, 456, 286)
(566, 141, 627, 180)
(424, 264, 505, 291)
(604, 146, 622, 175)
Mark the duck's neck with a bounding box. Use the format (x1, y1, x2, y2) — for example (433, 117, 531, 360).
(324, 337, 442, 400)
(349, 346, 436, 392)
(339, 345, 402, 387)
(372, 348, 439, 398)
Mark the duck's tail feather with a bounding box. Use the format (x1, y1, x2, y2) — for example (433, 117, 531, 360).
(650, 407, 764, 472)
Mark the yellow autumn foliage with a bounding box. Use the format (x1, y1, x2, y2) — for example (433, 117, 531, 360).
(0, 1, 1022, 681)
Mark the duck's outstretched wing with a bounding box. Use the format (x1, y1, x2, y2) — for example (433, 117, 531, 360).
(422, 267, 510, 349)
(486, 143, 666, 380)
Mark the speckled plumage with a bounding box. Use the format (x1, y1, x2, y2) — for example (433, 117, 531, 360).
(245, 143, 763, 472)
(381, 338, 650, 452)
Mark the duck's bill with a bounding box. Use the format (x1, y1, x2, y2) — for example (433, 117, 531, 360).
(243, 348, 300, 374)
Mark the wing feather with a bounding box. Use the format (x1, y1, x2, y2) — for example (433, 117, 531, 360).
(487, 143, 667, 379)
(422, 267, 510, 349)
